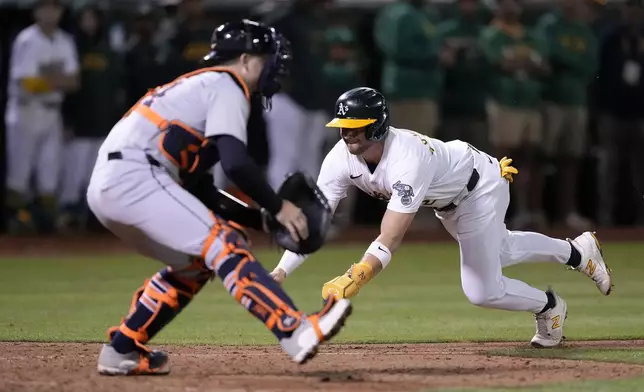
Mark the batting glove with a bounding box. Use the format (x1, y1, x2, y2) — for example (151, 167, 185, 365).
(500, 157, 519, 183)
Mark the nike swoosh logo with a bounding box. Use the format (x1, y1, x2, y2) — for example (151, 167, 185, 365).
(377, 246, 389, 254)
(350, 174, 362, 179)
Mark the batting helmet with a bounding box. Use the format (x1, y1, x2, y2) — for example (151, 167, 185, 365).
(203, 19, 292, 109)
(325, 87, 390, 141)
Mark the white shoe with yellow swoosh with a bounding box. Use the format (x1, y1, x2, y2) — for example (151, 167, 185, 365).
(569, 231, 613, 296)
(531, 288, 567, 348)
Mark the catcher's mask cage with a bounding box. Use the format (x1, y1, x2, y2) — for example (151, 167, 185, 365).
(202, 19, 292, 110)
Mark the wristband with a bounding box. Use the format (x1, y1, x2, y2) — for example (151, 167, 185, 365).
(276, 250, 308, 276)
(365, 241, 392, 269)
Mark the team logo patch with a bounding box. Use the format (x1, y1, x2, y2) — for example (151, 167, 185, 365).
(392, 181, 414, 206)
(337, 103, 349, 116)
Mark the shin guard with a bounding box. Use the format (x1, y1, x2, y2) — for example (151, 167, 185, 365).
(109, 259, 212, 354)
(215, 248, 303, 339)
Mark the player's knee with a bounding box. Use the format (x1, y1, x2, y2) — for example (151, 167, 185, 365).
(202, 220, 252, 272)
(462, 284, 502, 308)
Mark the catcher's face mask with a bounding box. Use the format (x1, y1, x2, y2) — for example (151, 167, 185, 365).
(256, 35, 292, 110)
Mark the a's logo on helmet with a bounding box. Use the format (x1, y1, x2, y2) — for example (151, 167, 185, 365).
(337, 103, 349, 116)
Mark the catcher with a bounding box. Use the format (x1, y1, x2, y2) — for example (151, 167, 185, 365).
(86, 20, 351, 376)
(271, 87, 612, 348)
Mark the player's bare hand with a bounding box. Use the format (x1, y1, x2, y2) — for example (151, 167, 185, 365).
(270, 268, 287, 285)
(276, 200, 309, 242)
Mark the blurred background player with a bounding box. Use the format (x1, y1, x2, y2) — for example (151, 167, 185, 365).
(123, 5, 172, 110)
(438, 0, 489, 151)
(4, 0, 79, 234)
(58, 4, 124, 232)
(595, 0, 644, 226)
(261, 0, 331, 191)
(321, 25, 365, 234)
(536, 0, 597, 231)
(481, 0, 550, 230)
(373, 0, 443, 138)
(166, 0, 212, 75)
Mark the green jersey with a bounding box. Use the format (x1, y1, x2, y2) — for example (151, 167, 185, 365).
(438, 17, 487, 117)
(480, 22, 549, 108)
(536, 11, 598, 106)
(374, 2, 442, 101)
(66, 36, 123, 137)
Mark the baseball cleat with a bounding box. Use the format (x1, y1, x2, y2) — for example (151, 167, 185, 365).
(280, 297, 353, 364)
(568, 231, 613, 295)
(531, 288, 567, 348)
(97, 344, 170, 376)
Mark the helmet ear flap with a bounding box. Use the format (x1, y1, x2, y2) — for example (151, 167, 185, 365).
(367, 110, 389, 141)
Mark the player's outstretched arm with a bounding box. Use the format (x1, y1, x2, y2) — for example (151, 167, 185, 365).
(270, 144, 350, 284)
(271, 193, 343, 284)
(321, 208, 416, 300)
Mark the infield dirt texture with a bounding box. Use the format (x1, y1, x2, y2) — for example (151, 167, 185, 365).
(1, 228, 643, 391)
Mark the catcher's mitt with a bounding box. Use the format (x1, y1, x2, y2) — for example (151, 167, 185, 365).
(266, 172, 333, 254)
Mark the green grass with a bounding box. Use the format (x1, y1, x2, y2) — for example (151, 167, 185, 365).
(435, 377, 644, 392)
(488, 347, 644, 365)
(1, 242, 644, 344)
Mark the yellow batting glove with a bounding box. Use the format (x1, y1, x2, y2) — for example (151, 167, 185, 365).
(322, 274, 360, 300)
(322, 261, 375, 300)
(21, 77, 53, 93)
(500, 156, 519, 183)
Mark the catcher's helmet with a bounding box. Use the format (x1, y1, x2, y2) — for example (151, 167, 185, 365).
(203, 19, 292, 109)
(325, 87, 389, 141)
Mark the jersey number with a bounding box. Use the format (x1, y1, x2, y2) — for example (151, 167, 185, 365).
(143, 79, 184, 107)
(406, 130, 435, 153)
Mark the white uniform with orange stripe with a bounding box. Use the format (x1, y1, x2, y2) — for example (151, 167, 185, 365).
(87, 67, 252, 274)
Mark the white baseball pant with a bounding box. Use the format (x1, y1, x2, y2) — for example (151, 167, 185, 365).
(265, 93, 328, 190)
(437, 150, 571, 313)
(87, 151, 231, 274)
(60, 137, 103, 206)
(6, 117, 63, 197)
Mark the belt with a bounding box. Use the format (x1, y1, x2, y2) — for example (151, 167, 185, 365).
(434, 168, 480, 212)
(107, 151, 161, 167)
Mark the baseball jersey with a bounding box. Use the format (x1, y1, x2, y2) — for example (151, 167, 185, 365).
(97, 68, 251, 180)
(5, 24, 78, 128)
(275, 126, 476, 274)
(319, 126, 474, 214)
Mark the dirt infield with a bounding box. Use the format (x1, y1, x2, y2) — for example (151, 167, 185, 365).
(1, 341, 644, 392)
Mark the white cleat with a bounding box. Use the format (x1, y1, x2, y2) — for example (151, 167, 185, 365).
(97, 344, 170, 376)
(280, 297, 353, 364)
(568, 231, 613, 295)
(531, 288, 567, 348)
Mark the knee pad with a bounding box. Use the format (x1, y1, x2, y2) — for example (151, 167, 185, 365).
(202, 217, 252, 271)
